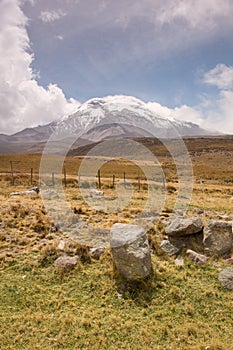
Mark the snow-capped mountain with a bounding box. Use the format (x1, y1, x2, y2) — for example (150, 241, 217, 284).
(0, 95, 213, 154)
(51, 95, 208, 140)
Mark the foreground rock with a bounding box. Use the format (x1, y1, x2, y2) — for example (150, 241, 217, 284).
(110, 223, 151, 281)
(166, 216, 204, 252)
(166, 217, 204, 236)
(203, 221, 233, 257)
(54, 255, 79, 272)
(160, 240, 180, 256)
(186, 249, 208, 265)
(218, 267, 233, 290)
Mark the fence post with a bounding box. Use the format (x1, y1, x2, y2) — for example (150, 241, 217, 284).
(123, 172, 126, 187)
(200, 178, 204, 193)
(162, 175, 166, 190)
(10, 160, 14, 186)
(98, 169, 101, 189)
(30, 168, 33, 185)
(52, 172, 55, 186)
(138, 176, 140, 191)
(63, 167, 67, 188)
(112, 174, 115, 188)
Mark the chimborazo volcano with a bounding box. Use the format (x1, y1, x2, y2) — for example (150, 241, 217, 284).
(0, 95, 215, 154)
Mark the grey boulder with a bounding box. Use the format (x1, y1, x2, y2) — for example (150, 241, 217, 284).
(110, 223, 151, 281)
(166, 217, 204, 237)
(218, 267, 233, 290)
(203, 221, 233, 257)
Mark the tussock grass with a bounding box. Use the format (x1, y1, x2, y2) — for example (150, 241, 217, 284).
(0, 252, 232, 349)
(0, 139, 232, 349)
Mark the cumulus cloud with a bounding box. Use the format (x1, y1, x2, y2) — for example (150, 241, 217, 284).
(203, 64, 233, 90)
(0, 0, 79, 135)
(39, 9, 67, 23)
(147, 64, 233, 134)
(202, 90, 233, 134)
(155, 0, 233, 29)
(147, 102, 204, 126)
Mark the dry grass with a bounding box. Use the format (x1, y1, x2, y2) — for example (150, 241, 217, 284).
(0, 137, 232, 349)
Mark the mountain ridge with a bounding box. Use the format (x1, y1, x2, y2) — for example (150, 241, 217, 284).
(0, 95, 219, 154)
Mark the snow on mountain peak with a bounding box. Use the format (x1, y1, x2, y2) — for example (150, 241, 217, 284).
(53, 94, 207, 139)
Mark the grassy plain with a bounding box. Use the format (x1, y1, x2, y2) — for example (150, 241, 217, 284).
(0, 136, 232, 349)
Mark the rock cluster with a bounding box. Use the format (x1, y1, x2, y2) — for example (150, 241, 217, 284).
(165, 217, 233, 258)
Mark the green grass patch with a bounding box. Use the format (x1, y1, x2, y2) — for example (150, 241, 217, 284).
(0, 253, 232, 350)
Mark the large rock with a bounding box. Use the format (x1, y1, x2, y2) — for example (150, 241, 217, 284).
(166, 217, 204, 237)
(218, 267, 233, 290)
(110, 223, 151, 281)
(203, 221, 233, 257)
(166, 216, 204, 252)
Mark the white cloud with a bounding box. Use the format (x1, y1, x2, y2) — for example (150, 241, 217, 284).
(147, 102, 204, 126)
(56, 35, 64, 40)
(147, 89, 233, 135)
(39, 9, 66, 23)
(147, 62, 233, 134)
(202, 90, 233, 134)
(155, 0, 233, 29)
(203, 64, 233, 90)
(0, 0, 79, 135)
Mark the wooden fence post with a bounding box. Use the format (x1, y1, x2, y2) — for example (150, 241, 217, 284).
(200, 178, 204, 193)
(30, 168, 33, 185)
(138, 176, 141, 191)
(63, 167, 67, 188)
(98, 169, 101, 189)
(123, 172, 126, 187)
(112, 174, 115, 188)
(52, 172, 55, 186)
(10, 160, 14, 186)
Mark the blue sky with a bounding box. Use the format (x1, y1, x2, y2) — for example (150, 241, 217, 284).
(0, 0, 233, 134)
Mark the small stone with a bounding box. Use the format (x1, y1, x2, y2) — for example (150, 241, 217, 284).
(58, 240, 66, 251)
(192, 208, 204, 215)
(54, 255, 79, 272)
(218, 267, 233, 290)
(160, 240, 180, 256)
(186, 249, 208, 265)
(117, 292, 123, 299)
(175, 256, 184, 266)
(224, 255, 233, 266)
(89, 247, 105, 259)
(90, 189, 103, 196)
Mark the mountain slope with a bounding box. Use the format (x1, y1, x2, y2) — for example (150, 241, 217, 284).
(0, 95, 215, 154)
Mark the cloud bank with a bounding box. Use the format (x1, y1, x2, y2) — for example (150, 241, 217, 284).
(0, 0, 79, 135)
(0, 0, 232, 135)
